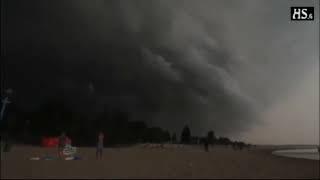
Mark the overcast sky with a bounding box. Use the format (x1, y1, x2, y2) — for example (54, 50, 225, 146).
(4, 0, 319, 145)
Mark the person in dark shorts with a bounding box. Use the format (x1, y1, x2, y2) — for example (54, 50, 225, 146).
(204, 138, 209, 152)
(96, 131, 104, 160)
(58, 132, 66, 158)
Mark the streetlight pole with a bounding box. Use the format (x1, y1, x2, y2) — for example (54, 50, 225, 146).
(0, 0, 11, 152)
(0, 0, 7, 98)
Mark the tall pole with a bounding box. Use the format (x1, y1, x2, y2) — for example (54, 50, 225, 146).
(0, 0, 9, 147)
(0, 0, 7, 98)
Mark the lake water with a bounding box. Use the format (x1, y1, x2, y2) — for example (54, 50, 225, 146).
(272, 148, 320, 160)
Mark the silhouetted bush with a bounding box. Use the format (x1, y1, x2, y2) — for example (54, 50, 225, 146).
(171, 133, 177, 143)
(216, 137, 232, 145)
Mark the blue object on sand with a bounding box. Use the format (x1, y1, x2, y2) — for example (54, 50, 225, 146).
(73, 156, 82, 160)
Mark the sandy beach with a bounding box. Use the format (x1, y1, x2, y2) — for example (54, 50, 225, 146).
(1, 144, 319, 179)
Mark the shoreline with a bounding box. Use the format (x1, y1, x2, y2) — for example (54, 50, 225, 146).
(271, 148, 320, 161)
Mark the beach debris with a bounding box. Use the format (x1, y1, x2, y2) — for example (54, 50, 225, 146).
(141, 143, 185, 149)
(29, 155, 81, 160)
(64, 155, 82, 160)
(65, 156, 74, 160)
(30, 157, 41, 160)
(43, 155, 56, 160)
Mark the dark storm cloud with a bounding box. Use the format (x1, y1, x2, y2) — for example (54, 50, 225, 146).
(5, 0, 318, 137)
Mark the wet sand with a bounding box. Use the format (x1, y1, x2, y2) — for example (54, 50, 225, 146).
(1, 144, 319, 179)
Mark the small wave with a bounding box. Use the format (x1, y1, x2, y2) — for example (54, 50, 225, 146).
(272, 149, 319, 160)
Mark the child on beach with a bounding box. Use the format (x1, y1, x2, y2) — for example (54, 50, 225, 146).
(204, 138, 209, 152)
(58, 132, 66, 158)
(96, 131, 104, 160)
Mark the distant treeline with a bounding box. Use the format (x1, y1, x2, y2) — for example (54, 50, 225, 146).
(2, 99, 251, 148)
(180, 125, 252, 149)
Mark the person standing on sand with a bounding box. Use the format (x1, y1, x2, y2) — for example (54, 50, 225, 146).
(96, 131, 104, 159)
(58, 132, 66, 158)
(204, 138, 209, 152)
